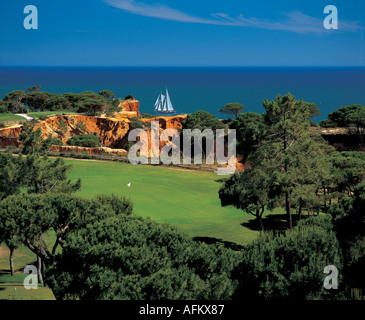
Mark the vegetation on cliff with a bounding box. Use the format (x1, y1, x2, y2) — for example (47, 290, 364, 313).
(0, 87, 133, 118)
(320, 104, 365, 133)
(67, 134, 102, 148)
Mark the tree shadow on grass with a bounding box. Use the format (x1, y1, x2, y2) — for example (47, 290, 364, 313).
(241, 214, 288, 232)
(193, 236, 244, 251)
(0, 269, 10, 278)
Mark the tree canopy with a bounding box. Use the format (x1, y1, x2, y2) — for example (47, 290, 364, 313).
(320, 104, 365, 132)
(236, 220, 342, 300)
(45, 214, 240, 300)
(182, 110, 225, 131)
(219, 102, 244, 118)
(229, 112, 266, 161)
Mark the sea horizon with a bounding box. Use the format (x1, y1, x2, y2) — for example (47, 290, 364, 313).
(1, 66, 364, 122)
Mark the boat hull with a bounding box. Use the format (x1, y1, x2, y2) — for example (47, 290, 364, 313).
(155, 111, 177, 115)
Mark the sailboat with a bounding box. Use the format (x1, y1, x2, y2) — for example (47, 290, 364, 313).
(154, 88, 176, 114)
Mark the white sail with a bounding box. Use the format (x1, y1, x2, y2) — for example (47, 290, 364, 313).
(165, 88, 174, 111)
(163, 96, 168, 112)
(160, 94, 165, 111)
(155, 93, 165, 111)
(154, 94, 161, 110)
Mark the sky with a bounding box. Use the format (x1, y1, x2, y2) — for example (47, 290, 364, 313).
(0, 0, 364, 66)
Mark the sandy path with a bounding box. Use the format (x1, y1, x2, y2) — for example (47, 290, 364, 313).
(15, 114, 33, 121)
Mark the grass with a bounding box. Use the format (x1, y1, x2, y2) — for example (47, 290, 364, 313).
(0, 111, 74, 123)
(0, 158, 286, 300)
(28, 110, 74, 118)
(65, 159, 267, 246)
(0, 240, 56, 300)
(0, 114, 25, 122)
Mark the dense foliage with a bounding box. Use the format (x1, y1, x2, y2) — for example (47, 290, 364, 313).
(229, 112, 266, 161)
(46, 215, 240, 300)
(235, 220, 342, 300)
(67, 134, 101, 148)
(320, 104, 365, 133)
(329, 183, 365, 294)
(182, 110, 225, 131)
(0, 88, 126, 117)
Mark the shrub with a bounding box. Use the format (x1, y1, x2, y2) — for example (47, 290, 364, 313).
(296, 214, 334, 232)
(75, 121, 87, 133)
(67, 134, 101, 148)
(130, 117, 148, 129)
(42, 137, 64, 148)
(142, 113, 154, 119)
(123, 141, 135, 151)
(320, 119, 336, 128)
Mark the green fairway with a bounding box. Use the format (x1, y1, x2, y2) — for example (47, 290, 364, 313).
(65, 159, 261, 246)
(28, 111, 74, 118)
(0, 114, 24, 122)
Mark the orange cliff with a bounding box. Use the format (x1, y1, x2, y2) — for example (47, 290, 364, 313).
(119, 99, 141, 116)
(0, 111, 188, 153)
(0, 125, 22, 148)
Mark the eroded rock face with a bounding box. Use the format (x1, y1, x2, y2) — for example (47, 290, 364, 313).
(0, 113, 188, 155)
(119, 100, 141, 117)
(0, 126, 22, 148)
(41, 115, 131, 148)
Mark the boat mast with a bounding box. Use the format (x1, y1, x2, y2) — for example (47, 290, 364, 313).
(165, 87, 174, 112)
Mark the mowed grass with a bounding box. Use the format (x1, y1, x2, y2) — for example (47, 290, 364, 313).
(28, 110, 74, 118)
(65, 159, 260, 246)
(0, 114, 24, 122)
(0, 238, 56, 300)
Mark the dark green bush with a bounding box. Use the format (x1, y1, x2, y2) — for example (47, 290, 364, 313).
(46, 215, 240, 300)
(319, 119, 336, 128)
(42, 137, 64, 149)
(142, 113, 154, 119)
(67, 134, 101, 148)
(235, 226, 342, 300)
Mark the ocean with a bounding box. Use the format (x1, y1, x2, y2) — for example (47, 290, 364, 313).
(0, 67, 364, 122)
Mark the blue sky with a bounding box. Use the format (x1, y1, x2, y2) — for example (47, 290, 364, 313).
(0, 0, 364, 66)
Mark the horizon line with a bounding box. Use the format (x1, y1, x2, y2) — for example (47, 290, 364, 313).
(1, 65, 365, 69)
